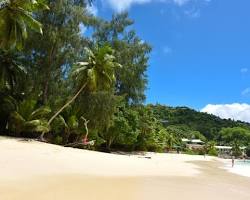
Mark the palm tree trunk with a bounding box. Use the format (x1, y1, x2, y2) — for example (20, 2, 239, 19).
(0, 0, 10, 10)
(39, 82, 87, 141)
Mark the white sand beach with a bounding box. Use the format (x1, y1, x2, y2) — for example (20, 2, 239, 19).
(1, 136, 250, 200)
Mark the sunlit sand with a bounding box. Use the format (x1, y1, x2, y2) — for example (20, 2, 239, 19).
(1, 137, 250, 200)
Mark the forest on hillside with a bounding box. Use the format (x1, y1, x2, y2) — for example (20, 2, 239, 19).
(1, 0, 250, 155)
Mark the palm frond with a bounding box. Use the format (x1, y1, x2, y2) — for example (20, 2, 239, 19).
(0, 0, 48, 50)
(18, 99, 36, 120)
(29, 106, 51, 120)
(8, 111, 25, 133)
(23, 119, 50, 133)
(68, 115, 79, 129)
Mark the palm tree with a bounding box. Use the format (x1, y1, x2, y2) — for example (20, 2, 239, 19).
(7, 99, 51, 136)
(166, 133, 176, 152)
(231, 141, 242, 157)
(0, 0, 49, 50)
(40, 45, 120, 140)
(0, 50, 27, 90)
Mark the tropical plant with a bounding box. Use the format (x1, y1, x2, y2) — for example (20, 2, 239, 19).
(40, 45, 120, 140)
(0, 92, 17, 132)
(205, 141, 218, 156)
(0, 0, 49, 50)
(23, 0, 96, 104)
(50, 105, 88, 144)
(0, 50, 27, 90)
(220, 127, 250, 146)
(231, 141, 242, 157)
(103, 102, 139, 150)
(7, 99, 51, 136)
(245, 146, 250, 157)
(93, 12, 152, 103)
(165, 132, 176, 152)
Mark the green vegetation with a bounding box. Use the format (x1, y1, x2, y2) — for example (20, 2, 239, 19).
(1, 0, 250, 155)
(0, 0, 49, 50)
(246, 146, 250, 157)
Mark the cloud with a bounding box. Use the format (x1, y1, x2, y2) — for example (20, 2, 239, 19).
(241, 68, 248, 73)
(103, 0, 151, 12)
(184, 8, 201, 18)
(201, 103, 250, 123)
(102, 0, 207, 12)
(86, 4, 98, 16)
(173, 0, 190, 6)
(242, 88, 250, 96)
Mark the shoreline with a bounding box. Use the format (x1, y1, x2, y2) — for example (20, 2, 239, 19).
(223, 159, 250, 178)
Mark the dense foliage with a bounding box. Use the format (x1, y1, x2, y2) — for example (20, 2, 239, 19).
(1, 0, 250, 155)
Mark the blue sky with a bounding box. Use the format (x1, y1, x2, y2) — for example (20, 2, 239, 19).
(87, 0, 250, 122)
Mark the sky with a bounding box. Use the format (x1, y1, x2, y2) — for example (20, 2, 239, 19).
(87, 0, 250, 122)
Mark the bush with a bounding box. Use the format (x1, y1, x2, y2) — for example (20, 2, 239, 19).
(208, 148, 218, 156)
(185, 149, 196, 155)
(54, 136, 63, 145)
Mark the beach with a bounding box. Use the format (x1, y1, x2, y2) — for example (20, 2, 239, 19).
(0, 136, 250, 200)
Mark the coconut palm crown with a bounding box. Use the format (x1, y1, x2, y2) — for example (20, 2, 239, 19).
(0, 0, 49, 50)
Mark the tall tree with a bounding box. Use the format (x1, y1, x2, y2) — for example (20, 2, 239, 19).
(24, 0, 95, 104)
(93, 12, 151, 104)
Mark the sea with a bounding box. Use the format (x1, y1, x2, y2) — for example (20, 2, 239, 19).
(225, 160, 250, 177)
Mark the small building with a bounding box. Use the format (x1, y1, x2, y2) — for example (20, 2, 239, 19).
(215, 146, 232, 158)
(215, 146, 246, 158)
(182, 138, 205, 150)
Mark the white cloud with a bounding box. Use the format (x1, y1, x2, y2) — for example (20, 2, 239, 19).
(173, 0, 190, 6)
(102, 0, 202, 12)
(86, 4, 98, 16)
(241, 68, 248, 73)
(201, 103, 250, 123)
(103, 0, 150, 12)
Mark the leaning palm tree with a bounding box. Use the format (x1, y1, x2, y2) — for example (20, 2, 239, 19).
(40, 45, 121, 141)
(0, 0, 49, 50)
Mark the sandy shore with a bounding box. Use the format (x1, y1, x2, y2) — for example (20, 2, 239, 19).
(0, 136, 250, 200)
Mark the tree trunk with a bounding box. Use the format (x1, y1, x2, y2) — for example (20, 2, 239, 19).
(42, 42, 57, 105)
(42, 79, 49, 104)
(39, 82, 87, 141)
(0, 0, 10, 10)
(81, 116, 89, 138)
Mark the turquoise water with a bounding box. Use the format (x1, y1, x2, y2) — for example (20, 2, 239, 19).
(236, 160, 250, 165)
(227, 160, 250, 177)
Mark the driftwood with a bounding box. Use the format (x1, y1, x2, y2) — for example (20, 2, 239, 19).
(64, 140, 95, 148)
(81, 116, 89, 138)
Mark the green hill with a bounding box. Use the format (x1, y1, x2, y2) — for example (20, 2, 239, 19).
(148, 104, 250, 141)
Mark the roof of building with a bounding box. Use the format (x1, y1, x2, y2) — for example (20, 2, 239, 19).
(191, 139, 204, 144)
